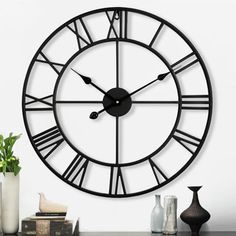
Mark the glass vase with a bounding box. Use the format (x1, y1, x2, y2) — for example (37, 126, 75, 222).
(151, 195, 164, 233)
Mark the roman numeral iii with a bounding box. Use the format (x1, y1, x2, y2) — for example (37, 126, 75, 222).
(181, 95, 210, 110)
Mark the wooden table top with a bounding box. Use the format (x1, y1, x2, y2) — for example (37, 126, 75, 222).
(2, 232, 236, 236)
(79, 233, 236, 236)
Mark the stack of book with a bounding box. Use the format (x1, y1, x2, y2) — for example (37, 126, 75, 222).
(22, 212, 73, 236)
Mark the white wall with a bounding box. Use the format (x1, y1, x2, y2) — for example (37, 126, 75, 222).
(0, 0, 236, 232)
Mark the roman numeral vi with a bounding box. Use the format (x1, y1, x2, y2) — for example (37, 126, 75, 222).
(109, 166, 126, 195)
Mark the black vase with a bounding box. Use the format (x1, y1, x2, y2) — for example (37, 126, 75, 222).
(180, 186, 210, 235)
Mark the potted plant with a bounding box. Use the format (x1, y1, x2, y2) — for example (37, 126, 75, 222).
(0, 133, 21, 234)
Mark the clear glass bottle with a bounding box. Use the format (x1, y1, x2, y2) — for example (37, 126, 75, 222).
(151, 195, 164, 233)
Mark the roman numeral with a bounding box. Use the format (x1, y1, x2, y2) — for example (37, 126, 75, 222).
(25, 94, 53, 111)
(109, 166, 126, 195)
(32, 126, 64, 159)
(149, 22, 164, 47)
(62, 154, 89, 187)
(106, 10, 128, 39)
(173, 129, 201, 154)
(171, 52, 198, 74)
(149, 159, 168, 184)
(36, 52, 65, 75)
(182, 95, 210, 110)
(67, 19, 93, 50)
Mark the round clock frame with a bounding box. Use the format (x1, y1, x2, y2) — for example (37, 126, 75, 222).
(22, 7, 213, 198)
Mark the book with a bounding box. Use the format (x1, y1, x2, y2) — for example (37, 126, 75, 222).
(22, 218, 73, 236)
(36, 212, 66, 217)
(30, 215, 65, 220)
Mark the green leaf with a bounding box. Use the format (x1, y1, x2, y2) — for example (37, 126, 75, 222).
(13, 165, 21, 176)
(0, 136, 3, 151)
(2, 161, 7, 175)
(0, 133, 21, 175)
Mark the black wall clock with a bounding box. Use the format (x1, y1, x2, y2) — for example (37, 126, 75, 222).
(22, 7, 212, 198)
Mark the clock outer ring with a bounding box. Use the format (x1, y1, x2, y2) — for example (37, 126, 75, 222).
(22, 7, 213, 198)
(53, 38, 182, 167)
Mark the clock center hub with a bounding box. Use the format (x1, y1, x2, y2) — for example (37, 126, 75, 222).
(103, 88, 132, 117)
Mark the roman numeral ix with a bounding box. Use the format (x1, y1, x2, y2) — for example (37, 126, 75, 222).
(32, 126, 64, 159)
(25, 94, 53, 111)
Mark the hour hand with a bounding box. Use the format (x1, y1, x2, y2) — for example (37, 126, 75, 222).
(89, 103, 113, 120)
(71, 68, 115, 101)
(71, 68, 91, 84)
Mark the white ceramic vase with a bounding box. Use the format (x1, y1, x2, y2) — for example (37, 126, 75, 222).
(151, 195, 164, 233)
(162, 195, 177, 235)
(1, 172, 19, 234)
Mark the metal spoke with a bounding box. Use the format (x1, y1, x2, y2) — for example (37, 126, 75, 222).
(116, 40, 119, 88)
(55, 100, 103, 104)
(132, 100, 179, 104)
(116, 116, 119, 164)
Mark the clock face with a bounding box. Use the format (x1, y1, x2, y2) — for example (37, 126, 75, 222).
(22, 7, 212, 198)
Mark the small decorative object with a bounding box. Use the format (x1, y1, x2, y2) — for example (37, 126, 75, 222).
(151, 195, 164, 233)
(0, 133, 21, 234)
(162, 195, 177, 234)
(39, 193, 68, 213)
(180, 186, 210, 235)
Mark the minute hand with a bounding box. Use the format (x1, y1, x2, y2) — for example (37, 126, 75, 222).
(121, 71, 170, 101)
